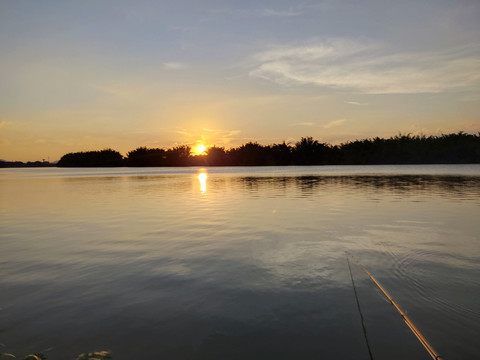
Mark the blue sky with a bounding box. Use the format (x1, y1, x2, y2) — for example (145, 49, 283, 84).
(1, 0, 479, 160)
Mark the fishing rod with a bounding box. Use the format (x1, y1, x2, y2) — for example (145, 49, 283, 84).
(348, 254, 444, 360)
(346, 255, 374, 360)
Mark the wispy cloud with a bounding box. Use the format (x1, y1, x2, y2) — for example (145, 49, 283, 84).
(175, 127, 242, 147)
(291, 122, 315, 126)
(202, 128, 240, 136)
(324, 119, 346, 129)
(202, 128, 241, 144)
(176, 130, 193, 137)
(262, 8, 302, 17)
(248, 39, 480, 94)
(163, 62, 187, 70)
(202, 128, 218, 133)
(209, 6, 303, 18)
(345, 101, 368, 106)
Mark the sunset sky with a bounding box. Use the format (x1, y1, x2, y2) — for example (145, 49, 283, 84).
(1, 0, 479, 161)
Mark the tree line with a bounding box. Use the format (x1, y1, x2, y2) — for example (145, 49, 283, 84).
(0, 160, 55, 168)
(52, 132, 479, 167)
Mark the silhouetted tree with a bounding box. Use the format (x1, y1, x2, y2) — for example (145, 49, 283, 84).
(229, 142, 269, 166)
(293, 137, 330, 165)
(338, 132, 480, 164)
(57, 149, 123, 167)
(165, 145, 191, 166)
(205, 146, 229, 166)
(126, 147, 166, 166)
(269, 142, 293, 165)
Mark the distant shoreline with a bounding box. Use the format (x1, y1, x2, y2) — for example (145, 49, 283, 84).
(3, 162, 480, 169)
(2, 132, 479, 168)
(0, 160, 56, 168)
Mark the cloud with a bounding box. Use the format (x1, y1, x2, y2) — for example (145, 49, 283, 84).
(262, 8, 302, 17)
(176, 130, 193, 137)
(345, 101, 368, 106)
(175, 127, 242, 147)
(323, 119, 346, 129)
(163, 62, 187, 70)
(292, 122, 315, 126)
(201, 128, 241, 144)
(209, 6, 303, 18)
(248, 39, 480, 94)
(202, 128, 219, 133)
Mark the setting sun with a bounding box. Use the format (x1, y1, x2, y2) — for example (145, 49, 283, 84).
(195, 144, 206, 155)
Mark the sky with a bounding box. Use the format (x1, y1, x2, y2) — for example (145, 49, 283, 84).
(1, 0, 479, 161)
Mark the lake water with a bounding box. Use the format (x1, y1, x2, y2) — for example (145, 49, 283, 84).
(1, 165, 479, 360)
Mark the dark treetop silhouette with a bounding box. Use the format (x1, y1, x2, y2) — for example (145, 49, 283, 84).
(52, 132, 480, 167)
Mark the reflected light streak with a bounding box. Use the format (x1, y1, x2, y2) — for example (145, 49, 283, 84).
(198, 172, 207, 194)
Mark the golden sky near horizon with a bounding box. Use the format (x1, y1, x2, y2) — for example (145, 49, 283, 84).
(1, 1, 479, 161)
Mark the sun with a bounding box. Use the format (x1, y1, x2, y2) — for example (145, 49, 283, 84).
(195, 144, 206, 155)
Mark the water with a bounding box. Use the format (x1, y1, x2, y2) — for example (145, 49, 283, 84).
(1, 165, 479, 360)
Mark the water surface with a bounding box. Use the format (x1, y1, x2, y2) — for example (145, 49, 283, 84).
(1, 165, 479, 359)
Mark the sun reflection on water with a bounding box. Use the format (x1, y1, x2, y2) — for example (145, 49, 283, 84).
(198, 172, 207, 194)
